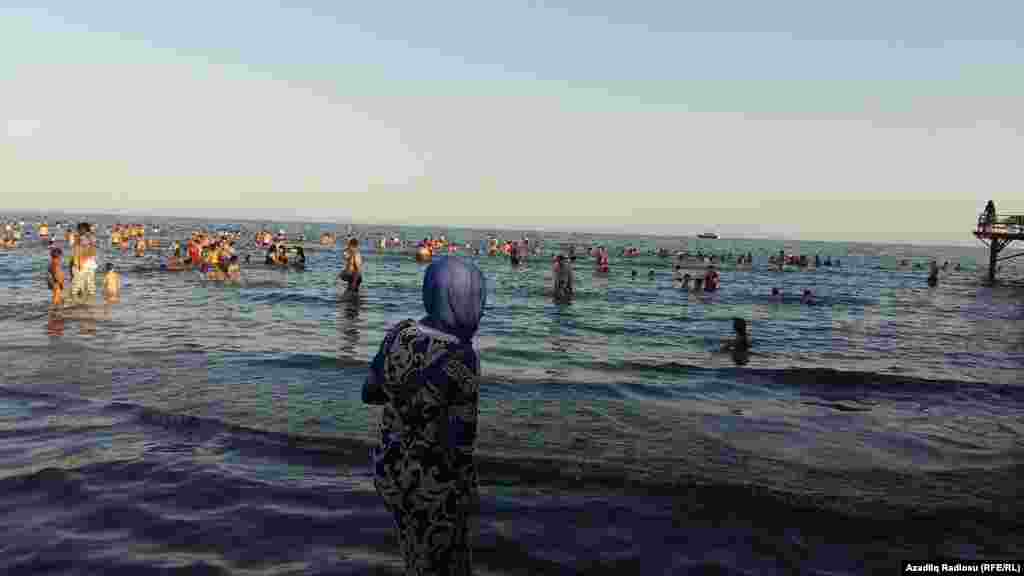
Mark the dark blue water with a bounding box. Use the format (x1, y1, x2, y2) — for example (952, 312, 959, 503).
(1, 213, 1022, 574)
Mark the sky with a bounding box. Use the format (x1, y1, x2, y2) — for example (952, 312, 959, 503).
(1, 1, 1022, 244)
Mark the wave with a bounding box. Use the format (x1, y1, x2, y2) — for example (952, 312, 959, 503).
(2, 380, 1023, 552)
(523, 360, 1024, 397)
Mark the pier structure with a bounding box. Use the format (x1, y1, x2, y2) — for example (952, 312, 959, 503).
(973, 200, 1024, 283)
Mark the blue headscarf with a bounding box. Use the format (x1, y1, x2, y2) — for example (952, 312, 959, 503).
(422, 256, 486, 343)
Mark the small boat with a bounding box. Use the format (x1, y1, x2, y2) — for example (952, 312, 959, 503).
(697, 232, 719, 240)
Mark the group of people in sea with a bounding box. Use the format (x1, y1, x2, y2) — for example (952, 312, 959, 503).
(768, 250, 841, 269)
(165, 231, 244, 282)
(46, 222, 121, 306)
(23, 216, 984, 316)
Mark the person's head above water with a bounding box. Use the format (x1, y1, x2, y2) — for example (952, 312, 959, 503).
(771, 287, 780, 296)
(422, 256, 486, 343)
(105, 263, 114, 272)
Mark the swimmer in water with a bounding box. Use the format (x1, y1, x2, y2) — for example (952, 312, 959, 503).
(770, 287, 783, 302)
(703, 265, 720, 292)
(801, 289, 814, 305)
(294, 246, 306, 268)
(553, 255, 575, 302)
(341, 237, 363, 293)
(692, 277, 703, 293)
(720, 317, 751, 365)
(631, 269, 638, 279)
(681, 273, 691, 290)
(927, 260, 939, 287)
(721, 317, 751, 352)
(648, 269, 655, 279)
(48, 247, 65, 307)
(103, 263, 121, 302)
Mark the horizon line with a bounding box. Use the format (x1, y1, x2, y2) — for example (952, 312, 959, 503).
(0, 208, 987, 249)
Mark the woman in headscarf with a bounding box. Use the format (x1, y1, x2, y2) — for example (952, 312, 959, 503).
(363, 256, 485, 576)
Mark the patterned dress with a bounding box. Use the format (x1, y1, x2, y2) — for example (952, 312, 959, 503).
(368, 319, 480, 576)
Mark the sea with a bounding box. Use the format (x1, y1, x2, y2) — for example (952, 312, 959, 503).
(1, 213, 1021, 575)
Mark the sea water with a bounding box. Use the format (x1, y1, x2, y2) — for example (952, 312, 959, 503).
(1, 213, 1021, 575)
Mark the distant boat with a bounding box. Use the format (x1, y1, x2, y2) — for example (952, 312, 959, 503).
(697, 232, 719, 239)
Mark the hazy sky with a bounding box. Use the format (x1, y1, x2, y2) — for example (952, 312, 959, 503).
(1, 1, 1021, 243)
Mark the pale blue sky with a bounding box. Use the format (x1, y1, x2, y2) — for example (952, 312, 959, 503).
(1, 1, 1022, 243)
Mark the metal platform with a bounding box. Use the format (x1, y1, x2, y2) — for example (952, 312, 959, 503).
(973, 206, 1024, 282)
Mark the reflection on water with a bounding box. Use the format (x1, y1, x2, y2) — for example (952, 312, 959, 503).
(338, 293, 361, 360)
(46, 309, 64, 337)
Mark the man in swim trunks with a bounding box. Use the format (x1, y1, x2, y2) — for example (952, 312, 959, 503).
(70, 223, 98, 303)
(48, 247, 65, 306)
(341, 237, 363, 292)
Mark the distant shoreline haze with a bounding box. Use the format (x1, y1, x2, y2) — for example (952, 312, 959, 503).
(0, 208, 991, 249)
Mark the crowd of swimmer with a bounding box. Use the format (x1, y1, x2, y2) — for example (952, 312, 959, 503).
(10, 217, 964, 309)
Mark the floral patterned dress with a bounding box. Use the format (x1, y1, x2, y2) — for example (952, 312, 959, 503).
(367, 319, 480, 576)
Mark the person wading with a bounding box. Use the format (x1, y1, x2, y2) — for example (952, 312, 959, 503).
(363, 256, 485, 575)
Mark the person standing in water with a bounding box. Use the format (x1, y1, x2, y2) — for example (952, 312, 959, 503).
(70, 223, 98, 303)
(553, 254, 575, 302)
(341, 237, 363, 293)
(927, 260, 939, 287)
(363, 256, 485, 576)
(721, 317, 751, 365)
(48, 247, 65, 307)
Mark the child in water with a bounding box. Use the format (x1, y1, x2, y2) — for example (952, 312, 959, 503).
(103, 263, 121, 301)
(48, 248, 65, 306)
(227, 255, 242, 283)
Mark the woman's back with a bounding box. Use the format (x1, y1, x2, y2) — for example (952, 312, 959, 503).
(371, 320, 479, 457)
